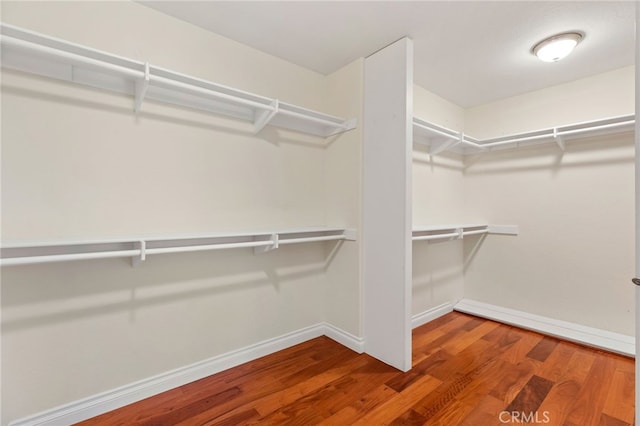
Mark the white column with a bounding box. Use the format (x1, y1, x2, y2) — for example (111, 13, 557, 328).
(362, 37, 413, 371)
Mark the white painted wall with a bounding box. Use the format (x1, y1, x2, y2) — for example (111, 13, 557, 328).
(0, 1, 359, 423)
(412, 85, 466, 317)
(324, 58, 364, 336)
(465, 66, 635, 139)
(463, 67, 635, 336)
(412, 68, 635, 337)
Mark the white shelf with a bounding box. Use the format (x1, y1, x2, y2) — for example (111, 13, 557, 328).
(412, 224, 518, 242)
(413, 114, 635, 156)
(1, 227, 357, 267)
(0, 23, 356, 138)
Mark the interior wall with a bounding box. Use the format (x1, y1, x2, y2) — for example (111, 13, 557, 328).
(412, 85, 466, 317)
(0, 1, 355, 423)
(462, 66, 636, 336)
(323, 58, 364, 336)
(465, 66, 635, 138)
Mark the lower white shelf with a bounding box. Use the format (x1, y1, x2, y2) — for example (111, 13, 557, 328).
(1, 227, 357, 267)
(412, 224, 518, 243)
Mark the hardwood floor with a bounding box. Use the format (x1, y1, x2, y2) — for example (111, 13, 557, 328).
(78, 312, 635, 425)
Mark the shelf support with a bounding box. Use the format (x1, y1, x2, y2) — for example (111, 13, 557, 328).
(134, 62, 150, 113)
(429, 134, 461, 156)
(132, 239, 146, 267)
(325, 118, 358, 137)
(253, 99, 279, 133)
(343, 229, 357, 241)
(254, 233, 278, 254)
(553, 128, 565, 151)
(487, 225, 519, 235)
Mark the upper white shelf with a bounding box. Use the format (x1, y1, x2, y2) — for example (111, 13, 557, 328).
(1, 227, 357, 267)
(0, 23, 356, 138)
(413, 114, 635, 156)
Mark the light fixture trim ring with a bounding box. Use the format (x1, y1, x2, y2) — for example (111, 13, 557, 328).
(532, 31, 584, 62)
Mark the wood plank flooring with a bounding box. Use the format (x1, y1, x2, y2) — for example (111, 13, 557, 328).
(78, 312, 634, 425)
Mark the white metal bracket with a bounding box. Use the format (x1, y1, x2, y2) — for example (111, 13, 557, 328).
(343, 118, 358, 132)
(553, 128, 565, 151)
(134, 62, 150, 113)
(254, 99, 279, 133)
(430, 131, 464, 156)
(326, 117, 358, 137)
(132, 239, 146, 267)
(487, 225, 519, 235)
(456, 227, 464, 240)
(254, 233, 279, 254)
(343, 229, 357, 241)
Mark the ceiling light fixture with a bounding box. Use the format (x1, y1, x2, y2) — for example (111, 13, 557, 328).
(532, 32, 583, 62)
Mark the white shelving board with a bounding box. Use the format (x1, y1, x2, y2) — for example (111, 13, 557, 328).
(0, 23, 356, 138)
(413, 224, 518, 242)
(1, 227, 357, 267)
(413, 114, 635, 156)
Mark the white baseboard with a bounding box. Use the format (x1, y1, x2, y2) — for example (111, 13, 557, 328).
(454, 298, 635, 357)
(9, 322, 360, 426)
(323, 322, 365, 353)
(411, 302, 454, 329)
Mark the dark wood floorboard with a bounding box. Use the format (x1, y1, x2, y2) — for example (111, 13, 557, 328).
(77, 312, 635, 425)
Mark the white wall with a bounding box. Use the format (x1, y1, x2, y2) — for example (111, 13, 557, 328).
(0, 1, 359, 423)
(412, 67, 635, 337)
(324, 59, 363, 336)
(465, 66, 635, 138)
(412, 85, 466, 317)
(463, 67, 635, 335)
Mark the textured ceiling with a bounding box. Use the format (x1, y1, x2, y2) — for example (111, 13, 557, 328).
(140, 1, 636, 108)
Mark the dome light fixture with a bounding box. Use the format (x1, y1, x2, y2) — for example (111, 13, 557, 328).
(532, 32, 583, 62)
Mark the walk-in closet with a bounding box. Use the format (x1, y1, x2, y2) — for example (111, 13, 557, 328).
(1, 2, 636, 425)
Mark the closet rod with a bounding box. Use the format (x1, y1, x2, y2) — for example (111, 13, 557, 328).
(481, 133, 551, 148)
(480, 119, 635, 149)
(412, 232, 460, 241)
(278, 235, 347, 245)
(1, 249, 141, 266)
(462, 229, 488, 236)
(277, 108, 351, 130)
(413, 121, 459, 140)
(1, 228, 356, 266)
(2, 35, 144, 79)
(2, 34, 275, 113)
(145, 240, 272, 256)
(415, 114, 634, 155)
(558, 119, 635, 137)
(149, 73, 274, 112)
(1, 23, 357, 138)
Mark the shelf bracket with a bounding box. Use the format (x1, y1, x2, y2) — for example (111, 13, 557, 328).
(134, 62, 150, 113)
(456, 227, 464, 240)
(254, 99, 279, 133)
(430, 131, 464, 156)
(325, 117, 358, 137)
(132, 239, 146, 267)
(553, 128, 565, 151)
(487, 225, 519, 235)
(254, 233, 279, 255)
(343, 229, 357, 241)
(343, 118, 358, 132)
